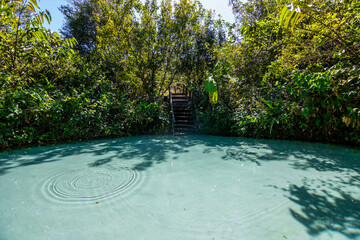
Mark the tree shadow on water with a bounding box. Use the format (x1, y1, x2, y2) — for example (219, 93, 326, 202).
(282, 178, 360, 239)
(132, 161, 153, 171)
(0, 144, 80, 176)
(207, 137, 360, 175)
(220, 139, 360, 239)
(220, 137, 360, 239)
(0, 135, 231, 175)
(221, 147, 262, 165)
(83, 136, 198, 171)
(1, 135, 360, 176)
(88, 158, 112, 167)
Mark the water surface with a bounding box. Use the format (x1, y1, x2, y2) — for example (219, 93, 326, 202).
(0, 135, 359, 240)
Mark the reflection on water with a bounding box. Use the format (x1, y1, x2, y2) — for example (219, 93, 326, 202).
(0, 135, 359, 240)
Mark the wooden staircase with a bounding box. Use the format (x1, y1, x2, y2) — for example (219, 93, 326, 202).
(171, 93, 197, 136)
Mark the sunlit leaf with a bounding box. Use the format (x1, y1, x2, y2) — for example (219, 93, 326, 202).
(45, 9, 52, 23)
(26, 2, 35, 12)
(210, 91, 218, 104)
(29, 0, 39, 9)
(0, 31, 6, 40)
(44, 12, 51, 24)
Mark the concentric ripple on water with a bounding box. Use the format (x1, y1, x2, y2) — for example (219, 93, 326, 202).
(45, 164, 139, 202)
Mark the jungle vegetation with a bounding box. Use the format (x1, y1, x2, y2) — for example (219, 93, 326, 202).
(1, 0, 359, 149)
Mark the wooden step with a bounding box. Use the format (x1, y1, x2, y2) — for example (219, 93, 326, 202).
(174, 111, 192, 118)
(174, 127, 196, 132)
(175, 115, 194, 120)
(172, 95, 188, 98)
(173, 100, 189, 103)
(176, 119, 194, 123)
(172, 101, 188, 105)
(173, 102, 189, 106)
(174, 109, 192, 113)
(174, 109, 191, 113)
(174, 122, 195, 127)
(172, 95, 187, 99)
(175, 114, 193, 119)
(173, 104, 190, 109)
(172, 98, 189, 101)
(174, 120, 194, 124)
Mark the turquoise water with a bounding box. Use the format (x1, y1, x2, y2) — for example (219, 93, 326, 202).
(0, 135, 359, 240)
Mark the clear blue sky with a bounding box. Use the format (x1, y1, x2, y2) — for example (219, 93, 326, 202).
(38, 0, 235, 33)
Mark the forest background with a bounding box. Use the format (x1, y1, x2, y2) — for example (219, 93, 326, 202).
(1, 0, 360, 150)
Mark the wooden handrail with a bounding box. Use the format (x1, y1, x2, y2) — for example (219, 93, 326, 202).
(192, 91, 200, 133)
(169, 86, 176, 136)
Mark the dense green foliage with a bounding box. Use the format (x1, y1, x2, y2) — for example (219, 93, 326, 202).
(0, 0, 224, 149)
(1, 0, 359, 149)
(200, 0, 360, 145)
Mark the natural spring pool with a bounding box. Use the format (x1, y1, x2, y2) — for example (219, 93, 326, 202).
(0, 135, 359, 240)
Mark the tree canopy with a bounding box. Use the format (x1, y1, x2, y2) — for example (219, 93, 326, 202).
(1, 0, 359, 149)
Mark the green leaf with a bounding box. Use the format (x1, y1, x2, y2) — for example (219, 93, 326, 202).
(293, 12, 305, 25)
(45, 9, 52, 23)
(34, 15, 41, 24)
(26, 2, 35, 13)
(33, 31, 41, 40)
(44, 13, 51, 24)
(205, 76, 218, 104)
(284, 11, 296, 28)
(29, 0, 39, 9)
(279, 5, 289, 26)
(205, 76, 216, 93)
(270, 119, 274, 134)
(261, 98, 273, 109)
(0, 31, 6, 40)
(211, 91, 218, 104)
